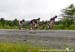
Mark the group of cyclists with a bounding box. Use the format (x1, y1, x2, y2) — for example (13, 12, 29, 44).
(19, 16, 57, 30)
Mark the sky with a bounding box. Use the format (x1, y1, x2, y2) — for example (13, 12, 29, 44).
(0, 0, 75, 21)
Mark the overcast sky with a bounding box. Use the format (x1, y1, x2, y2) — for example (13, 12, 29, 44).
(0, 0, 75, 21)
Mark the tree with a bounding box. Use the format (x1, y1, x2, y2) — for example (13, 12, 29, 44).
(62, 4, 75, 27)
(13, 19, 19, 26)
(0, 18, 5, 27)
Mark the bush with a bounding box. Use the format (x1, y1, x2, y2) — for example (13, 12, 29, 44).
(54, 24, 65, 29)
(68, 24, 75, 30)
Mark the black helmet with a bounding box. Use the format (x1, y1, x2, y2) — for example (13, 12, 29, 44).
(55, 16, 57, 18)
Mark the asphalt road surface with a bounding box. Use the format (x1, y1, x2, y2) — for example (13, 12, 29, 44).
(0, 29, 75, 48)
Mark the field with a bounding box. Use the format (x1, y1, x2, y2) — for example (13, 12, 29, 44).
(0, 42, 74, 52)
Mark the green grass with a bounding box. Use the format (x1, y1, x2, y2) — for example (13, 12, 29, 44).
(1, 24, 75, 30)
(0, 42, 74, 52)
(0, 42, 39, 52)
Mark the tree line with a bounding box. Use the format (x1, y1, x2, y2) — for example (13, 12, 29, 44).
(0, 18, 19, 29)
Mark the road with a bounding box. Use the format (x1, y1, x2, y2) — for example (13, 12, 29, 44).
(0, 29, 75, 48)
